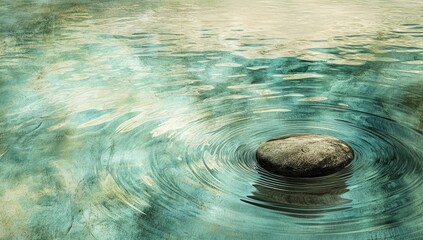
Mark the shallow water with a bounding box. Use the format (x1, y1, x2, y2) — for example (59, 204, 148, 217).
(1, 0, 423, 239)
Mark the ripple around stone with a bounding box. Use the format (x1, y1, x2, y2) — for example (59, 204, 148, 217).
(256, 134, 354, 177)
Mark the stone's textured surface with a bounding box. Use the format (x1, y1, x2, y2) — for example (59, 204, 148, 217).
(256, 134, 354, 177)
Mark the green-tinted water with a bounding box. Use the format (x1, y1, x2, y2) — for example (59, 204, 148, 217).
(1, 0, 423, 239)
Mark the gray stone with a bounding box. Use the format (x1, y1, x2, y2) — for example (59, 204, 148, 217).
(256, 134, 354, 177)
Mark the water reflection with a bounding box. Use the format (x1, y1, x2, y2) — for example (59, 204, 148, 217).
(245, 169, 352, 218)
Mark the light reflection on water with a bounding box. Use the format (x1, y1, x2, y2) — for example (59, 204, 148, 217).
(0, 0, 422, 239)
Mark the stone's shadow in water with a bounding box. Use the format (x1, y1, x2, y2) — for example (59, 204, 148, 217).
(243, 167, 353, 218)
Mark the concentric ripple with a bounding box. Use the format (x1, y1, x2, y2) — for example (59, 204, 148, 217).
(97, 97, 423, 238)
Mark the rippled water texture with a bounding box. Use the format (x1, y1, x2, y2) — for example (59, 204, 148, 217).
(1, 0, 423, 239)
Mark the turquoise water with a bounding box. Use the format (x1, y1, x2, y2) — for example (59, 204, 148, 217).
(1, 0, 423, 239)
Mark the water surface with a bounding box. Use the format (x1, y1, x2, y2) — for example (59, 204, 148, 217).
(1, 0, 423, 239)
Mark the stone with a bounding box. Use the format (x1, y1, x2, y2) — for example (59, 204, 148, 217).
(256, 134, 354, 177)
